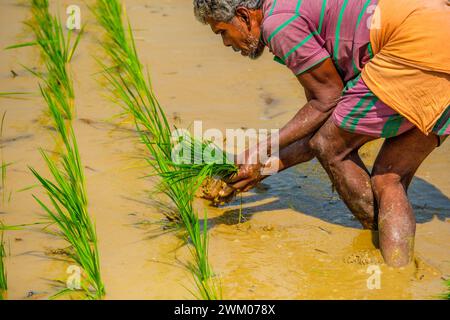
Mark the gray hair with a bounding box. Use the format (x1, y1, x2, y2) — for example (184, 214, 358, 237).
(193, 0, 262, 24)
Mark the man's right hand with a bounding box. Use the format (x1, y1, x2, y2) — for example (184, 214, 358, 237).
(201, 146, 267, 204)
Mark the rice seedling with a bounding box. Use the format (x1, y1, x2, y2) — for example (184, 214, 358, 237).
(0, 113, 7, 299)
(0, 112, 13, 205)
(0, 111, 8, 300)
(0, 162, 11, 206)
(90, 0, 127, 68)
(30, 139, 105, 299)
(0, 114, 7, 299)
(0, 92, 27, 97)
(94, 0, 237, 299)
(446, 280, 450, 300)
(18, 0, 105, 299)
(0, 223, 39, 302)
(1, 113, 6, 202)
(0, 230, 6, 300)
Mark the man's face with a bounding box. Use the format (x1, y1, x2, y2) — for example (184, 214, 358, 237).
(206, 8, 265, 60)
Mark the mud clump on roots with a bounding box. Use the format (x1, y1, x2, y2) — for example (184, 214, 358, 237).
(196, 177, 236, 205)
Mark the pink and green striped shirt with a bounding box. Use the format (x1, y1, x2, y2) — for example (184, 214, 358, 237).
(261, 0, 378, 82)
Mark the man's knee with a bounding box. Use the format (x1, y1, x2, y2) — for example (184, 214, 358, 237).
(309, 132, 338, 164)
(372, 161, 416, 193)
(309, 119, 371, 167)
(371, 173, 403, 197)
(308, 133, 323, 155)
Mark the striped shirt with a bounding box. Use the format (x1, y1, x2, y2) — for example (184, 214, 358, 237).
(261, 0, 378, 82)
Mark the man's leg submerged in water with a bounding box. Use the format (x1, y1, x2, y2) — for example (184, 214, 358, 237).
(310, 118, 442, 266)
(371, 128, 442, 267)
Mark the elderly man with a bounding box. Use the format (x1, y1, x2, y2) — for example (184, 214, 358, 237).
(193, 0, 450, 267)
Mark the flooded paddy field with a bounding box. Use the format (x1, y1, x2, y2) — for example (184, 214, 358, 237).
(0, 0, 449, 299)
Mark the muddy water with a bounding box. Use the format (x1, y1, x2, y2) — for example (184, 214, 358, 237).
(0, 0, 449, 300)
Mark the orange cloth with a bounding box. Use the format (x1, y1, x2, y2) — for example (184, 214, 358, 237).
(361, 0, 450, 134)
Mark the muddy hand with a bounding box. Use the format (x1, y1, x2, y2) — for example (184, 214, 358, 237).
(228, 162, 264, 194)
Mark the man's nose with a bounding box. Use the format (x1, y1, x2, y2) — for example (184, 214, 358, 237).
(221, 35, 232, 47)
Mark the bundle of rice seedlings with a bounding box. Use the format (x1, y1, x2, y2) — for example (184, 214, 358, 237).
(19, 0, 105, 299)
(94, 0, 236, 299)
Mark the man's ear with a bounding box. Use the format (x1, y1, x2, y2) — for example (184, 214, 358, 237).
(235, 7, 252, 30)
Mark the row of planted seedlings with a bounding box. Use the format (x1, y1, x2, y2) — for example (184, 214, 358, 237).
(92, 0, 237, 299)
(7, 0, 105, 299)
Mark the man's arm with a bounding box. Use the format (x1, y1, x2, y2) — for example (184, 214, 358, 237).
(277, 58, 343, 150)
(269, 66, 342, 175)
